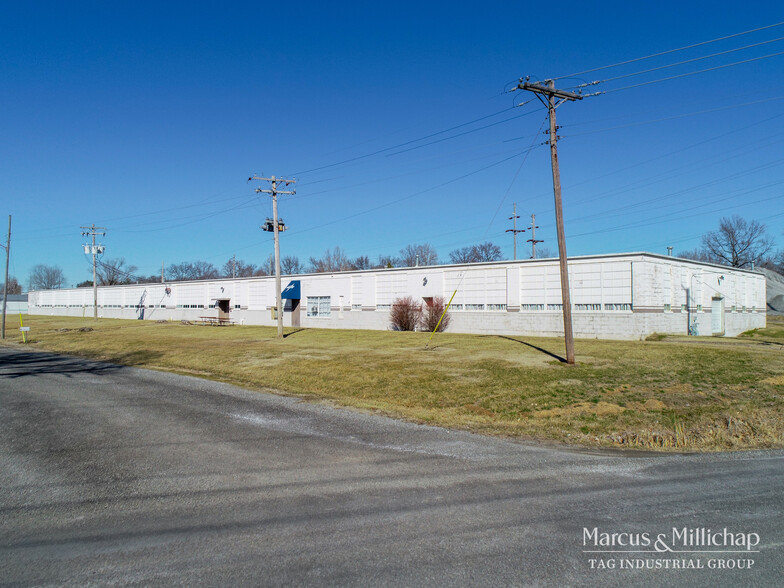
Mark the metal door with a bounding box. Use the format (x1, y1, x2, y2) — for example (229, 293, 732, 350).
(711, 297, 724, 335)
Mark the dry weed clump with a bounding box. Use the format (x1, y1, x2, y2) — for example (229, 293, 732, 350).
(421, 296, 451, 333)
(389, 296, 422, 331)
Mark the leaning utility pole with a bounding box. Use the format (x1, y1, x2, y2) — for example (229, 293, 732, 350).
(80, 224, 106, 320)
(515, 78, 582, 364)
(1, 215, 10, 339)
(250, 175, 296, 339)
(506, 203, 524, 260)
(527, 214, 544, 259)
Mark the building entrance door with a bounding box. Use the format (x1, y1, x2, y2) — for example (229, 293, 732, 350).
(711, 297, 724, 335)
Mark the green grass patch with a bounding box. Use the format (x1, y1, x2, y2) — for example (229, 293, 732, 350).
(3, 314, 784, 452)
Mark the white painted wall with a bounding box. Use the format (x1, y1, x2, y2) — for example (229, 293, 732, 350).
(27, 253, 766, 339)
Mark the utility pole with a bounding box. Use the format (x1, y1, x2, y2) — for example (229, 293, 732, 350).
(515, 78, 582, 364)
(81, 225, 106, 320)
(231, 254, 237, 279)
(527, 214, 544, 259)
(1, 215, 10, 339)
(506, 203, 524, 260)
(250, 175, 296, 339)
(161, 261, 165, 283)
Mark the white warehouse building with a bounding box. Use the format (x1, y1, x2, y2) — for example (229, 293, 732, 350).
(28, 253, 766, 340)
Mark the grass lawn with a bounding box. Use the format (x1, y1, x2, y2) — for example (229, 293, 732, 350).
(3, 313, 783, 452)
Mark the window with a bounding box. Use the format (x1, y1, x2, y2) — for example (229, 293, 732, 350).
(376, 304, 391, 311)
(663, 304, 671, 312)
(520, 304, 544, 311)
(681, 304, 687, 312)
(697, 304, 703, 312)
(604, 303, 632, 311)
(575, 303, 602, 311)
(352, 304, 362, 311)
(449, 304, 463, 311)
(486, 304, 507, 311)
(307, 296, 331, 317)
(548, 303, 563, 311)
(465, 304, 485, 311)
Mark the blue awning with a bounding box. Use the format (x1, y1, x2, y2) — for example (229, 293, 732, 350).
(281, 280, 301, 299)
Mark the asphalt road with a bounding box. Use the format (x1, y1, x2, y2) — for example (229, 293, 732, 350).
(1, 346, 782, 587)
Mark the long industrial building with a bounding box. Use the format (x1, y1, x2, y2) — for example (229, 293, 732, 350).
(28, 252, 766, 340)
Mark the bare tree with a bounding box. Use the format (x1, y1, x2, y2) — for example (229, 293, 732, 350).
(0, 276, 22, 294)
(699, 215, 774, 268)
(376, 255, 400, 268)
(222, 258, 257, 278)
(309, 246, 352, 273)
(166, 261, 219, 281)
(259, 254, 276, 276)
(534, 246, 557, 259)
(449, 242, 502, 264)
(97, 257, 138, 285)
(281, 255, 303, 275)
(677, 248, 717, 264)
(29, 264, 66, 290)
(399, 243, 438, 267)
(350, 255, 371, 270)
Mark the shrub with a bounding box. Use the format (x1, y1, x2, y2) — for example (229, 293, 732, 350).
(422, 296, 451, 333)
(390, 296, 422, 331)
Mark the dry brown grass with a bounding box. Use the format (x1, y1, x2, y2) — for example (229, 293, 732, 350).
(3, 313, 783, 452)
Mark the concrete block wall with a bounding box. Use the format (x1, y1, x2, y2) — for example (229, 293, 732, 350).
(27, 253, 766, 340)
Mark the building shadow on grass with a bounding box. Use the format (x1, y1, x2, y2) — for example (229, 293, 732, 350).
(490, 335, 567, 363)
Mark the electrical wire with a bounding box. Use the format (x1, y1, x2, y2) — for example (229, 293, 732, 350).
(552, 20, 784, 80)
(292, 105, 519, 176)
(594, 49, 784, 95)
(287, 144, 544, 238)
(383, 103, 538, 157)
(560, 95, 784, 139)
(483, 115, 549, 238)
(520, 109, 784, 217)
(576, 35, 784, 87)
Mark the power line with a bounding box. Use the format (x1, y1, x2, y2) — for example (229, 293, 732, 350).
(592, 49, 784, 95)
(521, 109, 784, 217)
(383, 104, 538, 157)
(484, 115, 549, 240)
(561, 96, 784, 138)
(576, 35, 784, 87)
(293, 105, 519, 176)
(553, 20, 784, 80)
(287, 144, 543, 239)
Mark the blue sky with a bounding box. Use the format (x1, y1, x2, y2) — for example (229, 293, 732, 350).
(2, 1, 784, 287)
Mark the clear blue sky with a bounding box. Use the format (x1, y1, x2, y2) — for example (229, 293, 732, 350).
(2, 1, 783, 288)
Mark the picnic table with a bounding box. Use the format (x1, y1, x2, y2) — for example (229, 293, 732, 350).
(198, 316, 234, 326)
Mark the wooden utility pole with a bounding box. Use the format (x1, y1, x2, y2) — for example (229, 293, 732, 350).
(515, 78, 582, 364)
(250, 175, 296, 339)
(506, 203, 524, 260)
(80, 225, 106, 320)
(527, 214, 544, 259)
(1, 215, 10, 339)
